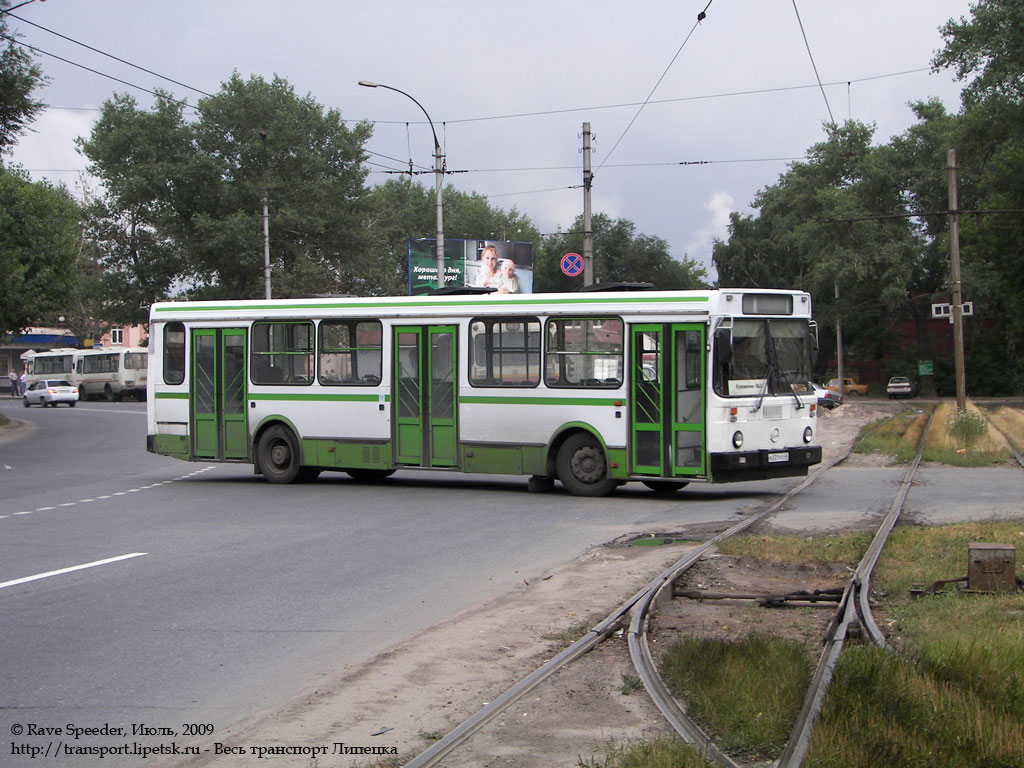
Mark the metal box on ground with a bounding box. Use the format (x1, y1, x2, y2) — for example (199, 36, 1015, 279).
(967, 543, 1017, 593)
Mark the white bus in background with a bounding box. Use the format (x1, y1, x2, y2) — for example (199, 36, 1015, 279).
(24, 348, 77, 386)
(75, 347, 149, 401)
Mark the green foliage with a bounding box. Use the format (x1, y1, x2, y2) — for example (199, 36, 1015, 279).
(79, 74, 374, 310)
(536, 213, 707, 292)
(0, 2, 47, 155)
(577, 738, 713, 768)
(0, 166, 81, 336)
(364, 177, 541, 294)
(852, 408, 929, 463)
(808, 644, 1024, 768)
(945, 407, 986, 446)
(660, 634, 811, 760)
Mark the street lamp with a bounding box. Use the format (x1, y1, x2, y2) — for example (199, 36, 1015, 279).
(359, 80, 446, 289)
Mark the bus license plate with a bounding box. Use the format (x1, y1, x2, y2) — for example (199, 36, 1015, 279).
(768, 451, 790, 464)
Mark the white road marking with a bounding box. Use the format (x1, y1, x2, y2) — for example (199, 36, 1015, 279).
(0, 553, 148, 591)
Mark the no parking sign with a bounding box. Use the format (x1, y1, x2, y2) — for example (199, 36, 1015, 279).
(560, 252, 584, 277)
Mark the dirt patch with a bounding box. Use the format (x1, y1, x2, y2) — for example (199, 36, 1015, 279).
(175, 402, 896, 768)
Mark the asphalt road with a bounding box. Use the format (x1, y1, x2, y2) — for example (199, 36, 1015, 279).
(1, 399, 805, 766)
(2, 399, 1020, 766)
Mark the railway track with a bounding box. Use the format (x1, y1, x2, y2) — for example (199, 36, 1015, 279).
(405, 402, 1020, 768)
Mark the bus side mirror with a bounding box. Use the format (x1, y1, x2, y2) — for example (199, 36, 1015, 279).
(811, 333, 819, 366)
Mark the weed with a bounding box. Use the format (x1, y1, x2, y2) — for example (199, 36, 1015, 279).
(618, 674, 643, 695)
(540, 622, 590, 643)
(807, 645, 1024, 768)
(659, 633, 811, 760)
(577, 737, 714, 768)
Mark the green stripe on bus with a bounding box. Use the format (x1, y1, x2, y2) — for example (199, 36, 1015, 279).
(461, 395, 620, 406)
(247, 392, 389, 403)
(153, 295, 710, 313)
(155, 392, 190, 399)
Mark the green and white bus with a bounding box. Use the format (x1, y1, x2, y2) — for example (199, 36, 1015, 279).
(146, 288, 822, 496)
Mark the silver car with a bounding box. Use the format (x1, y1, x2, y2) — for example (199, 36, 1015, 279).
(23, 379, 79, 408)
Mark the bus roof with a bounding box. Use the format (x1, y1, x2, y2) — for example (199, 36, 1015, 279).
(150, 289, 812, 322)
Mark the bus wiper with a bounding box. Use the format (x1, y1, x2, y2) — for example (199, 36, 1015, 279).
(750, 361, 773, 413)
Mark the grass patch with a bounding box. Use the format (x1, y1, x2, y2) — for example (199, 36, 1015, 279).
(577, 737, 714, 768)
(854, 402, 1022, 466)
(659, 633, 811, 760)
(540, 622, 590, 644)
(0, 412, 8, 427)
(715, 531, 872, 565)
(853, 406, 932, 463)
(804, 520, 1024, 766)
(807, 645, 1024, 768)
(873, 521, 1024, 720)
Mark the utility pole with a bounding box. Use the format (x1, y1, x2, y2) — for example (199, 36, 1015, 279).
(582, 122, 594, 287)
(947, 149, 967, 412)
(835, 281, 843, 395)
(260, 130, 271, 300)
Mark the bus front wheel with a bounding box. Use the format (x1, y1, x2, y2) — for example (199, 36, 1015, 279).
(259, 425, 303, 484)
(556, 433, 617, 497)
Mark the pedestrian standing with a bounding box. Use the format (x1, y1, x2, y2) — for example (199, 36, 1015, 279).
(8, 369, 18, 396)
(20, 369, 27, 396)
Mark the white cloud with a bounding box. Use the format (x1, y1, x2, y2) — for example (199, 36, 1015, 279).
(686, 191, 736, 278)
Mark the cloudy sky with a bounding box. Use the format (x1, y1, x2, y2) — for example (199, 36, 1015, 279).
(5, 0, 973, 279)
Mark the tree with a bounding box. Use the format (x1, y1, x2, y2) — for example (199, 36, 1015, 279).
(80, 73, 373, 311)
(0, 165, 81, 336)
(364, 176, 541, 294)
(0, 0, 46, 156)
(536, 213, 707, 292)
(933, 0, 1024, 393)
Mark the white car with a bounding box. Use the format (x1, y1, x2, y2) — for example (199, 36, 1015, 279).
(812, 382, 843, 410)
(23, 379, 79, 408)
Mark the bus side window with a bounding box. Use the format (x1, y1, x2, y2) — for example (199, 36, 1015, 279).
(163, 322, 186, 385)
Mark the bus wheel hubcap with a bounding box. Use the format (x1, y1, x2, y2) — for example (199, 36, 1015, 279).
(572, 447, 604, 484)
(270, 443, 290, 467)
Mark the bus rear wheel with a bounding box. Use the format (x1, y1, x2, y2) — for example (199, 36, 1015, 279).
(556, 433, 617, 497)
(259, 425, 304, 484)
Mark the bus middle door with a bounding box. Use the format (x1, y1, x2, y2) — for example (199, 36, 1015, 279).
(191, 328, 249, 460)
(630, 323, 706, 478)
(393, 325, 457, 468)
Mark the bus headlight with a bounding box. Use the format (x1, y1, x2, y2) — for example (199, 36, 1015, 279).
(732, 431, 744, 449)
(803, 426, 814, 444)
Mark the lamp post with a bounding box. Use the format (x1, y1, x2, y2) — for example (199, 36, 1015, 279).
(359, 80, 446, 289)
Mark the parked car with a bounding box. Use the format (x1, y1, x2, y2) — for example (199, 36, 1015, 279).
(886, 376, 916, 399)
(825, 377, 868, 396)
(812, 383, 844, 410)
(23, 379, 79, 408)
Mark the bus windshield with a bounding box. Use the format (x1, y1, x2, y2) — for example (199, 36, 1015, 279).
(714, 318, 814, 397)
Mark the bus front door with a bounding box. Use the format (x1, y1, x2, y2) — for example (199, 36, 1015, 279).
(192, 328, 249, 461)
(630, 324, 706, 478)
(393, 326, 457, 468)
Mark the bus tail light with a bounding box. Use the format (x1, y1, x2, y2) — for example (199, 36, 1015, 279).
(732, 431, 744, 449)
(803, 427, 814, 444)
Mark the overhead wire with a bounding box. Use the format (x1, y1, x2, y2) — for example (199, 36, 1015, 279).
(596, 2, 713, 173)
(7, 11, 213, 97)
(791, 0, 835, 126)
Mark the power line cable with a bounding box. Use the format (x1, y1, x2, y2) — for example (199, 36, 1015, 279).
(7, 11, 213, 97)
(2, 34, 199, 110)
(791, 0, 835, 126)
(597, 3, 713, 172)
